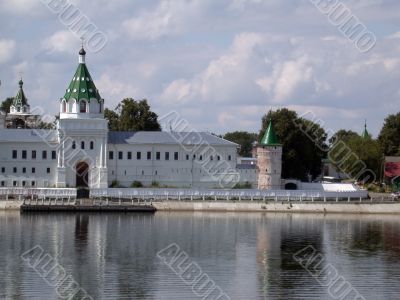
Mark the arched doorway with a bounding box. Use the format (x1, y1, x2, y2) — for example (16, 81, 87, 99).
(76, 162, 89, 188)
(285, 182, 298, 190)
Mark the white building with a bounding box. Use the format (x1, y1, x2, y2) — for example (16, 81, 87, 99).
(0, 48, 257, 189)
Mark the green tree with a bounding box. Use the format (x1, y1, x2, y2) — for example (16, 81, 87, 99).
(224, 131, 257, 157)
(329, 129, 359, 145)
(259, 109, 327, 180)
(378, 112, 400, 156)
(105, 98, 161, 131)
(331, 135, 383, 183)
(0, 97, 14, 113)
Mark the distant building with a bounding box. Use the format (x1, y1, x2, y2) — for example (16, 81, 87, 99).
(384, 156, 400, 191)
(255, 121, 282, 189)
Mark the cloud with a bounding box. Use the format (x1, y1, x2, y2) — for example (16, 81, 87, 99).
(42, 31, 79, 54)
(0, 0, 43, 16)
(0, 39, 16, 64)
(123, 0, 193, 40)
(160, 32, 265, 104)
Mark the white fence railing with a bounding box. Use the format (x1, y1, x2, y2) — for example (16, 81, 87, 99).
(90, 188, 369, 201)
(0, 188, 77, 200)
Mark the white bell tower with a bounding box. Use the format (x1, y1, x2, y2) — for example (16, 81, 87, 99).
(56, 47, 108, 189)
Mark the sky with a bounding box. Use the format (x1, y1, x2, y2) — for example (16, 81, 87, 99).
(0, 0, 400, 137)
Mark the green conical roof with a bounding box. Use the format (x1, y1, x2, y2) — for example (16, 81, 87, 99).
(260, 120, 281, 146)
(63, 48, 102, 102)
(362, 121, 370, 139)
(13, 79, 28, 107)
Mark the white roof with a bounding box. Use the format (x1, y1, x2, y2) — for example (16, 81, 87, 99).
(0, 129, 58, 143)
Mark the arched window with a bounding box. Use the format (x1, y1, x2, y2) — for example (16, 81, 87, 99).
(62, 101, 67, 113)
(90, 141, 94, 150)
(72, 141, 76, 149)
(99, 102, 103, 113)
(80, 101, 87, 113)
(81, 141, 85, 150)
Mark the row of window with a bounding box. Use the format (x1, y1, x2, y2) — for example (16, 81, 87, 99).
(109, 151, 232, 161)
(12, 150, 57, 160)
(61, 100, 103, 114)
(1, 181, 36, 187)
(1, 167, 51, 174)
(72, 141, 94, 150)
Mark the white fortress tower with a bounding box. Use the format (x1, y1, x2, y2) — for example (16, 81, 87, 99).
(56, 47, 108, 189)
(256, 120, 282, 190)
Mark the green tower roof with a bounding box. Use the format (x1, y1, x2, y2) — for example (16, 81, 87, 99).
(260, 120, 281, 146)
(13, 79, 28, 107)
(63, 48, 102, 102)
(362, 121, 370, 139)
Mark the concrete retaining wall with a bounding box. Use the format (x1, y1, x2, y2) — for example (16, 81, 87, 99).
(153, 201, 400, 214)
(0, 201, 22, 210)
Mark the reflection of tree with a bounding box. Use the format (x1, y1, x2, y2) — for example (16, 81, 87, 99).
(350, 222, 384, 254)
(257, 217, 325, 299)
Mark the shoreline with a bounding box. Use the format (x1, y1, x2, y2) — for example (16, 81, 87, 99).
(2, 200, 400, 214)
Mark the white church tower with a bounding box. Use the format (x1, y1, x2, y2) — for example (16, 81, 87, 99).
(56, 47, 108, 188)
(256, 120, 282, 190)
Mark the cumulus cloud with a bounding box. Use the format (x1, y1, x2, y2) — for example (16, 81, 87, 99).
(122, 0, 206, 40)
(0, 39, 16, 64)
(42, 31, 79, 54)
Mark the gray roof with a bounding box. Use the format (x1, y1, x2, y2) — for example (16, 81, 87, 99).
(108, 131, 238, 146)
(0, 129, 58, 143)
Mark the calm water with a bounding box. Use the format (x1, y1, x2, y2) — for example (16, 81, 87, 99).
(0, 211, 400, 300)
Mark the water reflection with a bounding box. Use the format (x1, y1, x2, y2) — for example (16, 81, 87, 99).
(0, 212, 399, 299)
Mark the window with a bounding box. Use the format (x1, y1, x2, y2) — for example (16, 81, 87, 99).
(72, 141, 76, 149)
(137, 152, 141, 160)
(80, 101, 87, 113)
(119, 151, 123, 160)
(81, 141, 85, 150)
(217, 156, 221, 161)
(90, 141, 94, 150)
(23, 167, 26, 174)
(228, 155, 232, 161)
(128, 152, 132, 160)
(22, 150, 27, 159)
(62, 101, 67, 113)
(156, 152, 161, 160)
(13, 181, 17, 187)
(12, 150, 17, 159)
(32, 150, 36, 159)
(1, 167, 4, 173)
(210, 156, 214, 161)
(174, 152, 179, 161)
(199, 155, 203, 161)
(22, 181, 26, 187)
(193, 155, 196, 160)
(1, 181, 4, 187)
(13, 167, 17, 173)
(109, 151, 114, 160)
(165, 152, 170, 161)
(186, 154, 189, 160)
(52, 151, 56, 160)
(42, 151, 47, 159)
(99, 102, 103, 113)
(32, 167, 36, 174)
(31, 181, 36, 187)
(47, 168, 51, 174)
(147, 152, 152, 160)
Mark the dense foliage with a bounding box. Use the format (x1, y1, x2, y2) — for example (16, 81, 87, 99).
(105, 98, 161, 131)
(224, 131, 257, 157)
